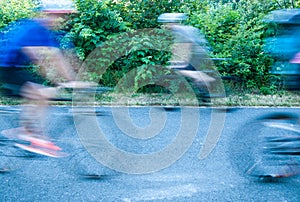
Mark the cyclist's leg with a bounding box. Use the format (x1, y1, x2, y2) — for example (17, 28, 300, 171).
(1, 68, 53, 138)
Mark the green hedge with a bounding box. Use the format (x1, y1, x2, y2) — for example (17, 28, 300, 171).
(181, 0, 278, 93)
(0, 0, 38, 28)
(1, 0, 299, 94)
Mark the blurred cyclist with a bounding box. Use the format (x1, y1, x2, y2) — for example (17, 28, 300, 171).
(264, 9, 300, 90)
(157, 13, 216, 100)
(0, 0, 78, 157)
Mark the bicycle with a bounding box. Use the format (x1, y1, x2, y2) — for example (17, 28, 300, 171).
(229, 112, 300, 182)
(0, 84, 112, 179)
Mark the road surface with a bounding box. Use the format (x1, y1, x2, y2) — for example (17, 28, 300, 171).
(0, 106, 299, 201)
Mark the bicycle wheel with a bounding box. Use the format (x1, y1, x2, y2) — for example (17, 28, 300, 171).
(229, 113, 300, 181)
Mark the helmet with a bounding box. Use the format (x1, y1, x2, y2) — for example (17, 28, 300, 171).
(157, 13, 187, 23)
(37, 0, 76, 13)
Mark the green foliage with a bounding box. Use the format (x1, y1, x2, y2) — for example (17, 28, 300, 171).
(0, 0, 38, 29)
(104, 0, 184, 29)
(79, 28, 173, 92)
(67, 0, 179, 92)
(68, 0, 128, 60)
(275, 0, 300, 8)
(185, 0, 282, 92)
(2, 0, 300, 95)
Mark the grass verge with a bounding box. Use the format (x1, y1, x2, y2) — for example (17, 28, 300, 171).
(1, 91, 299, 107)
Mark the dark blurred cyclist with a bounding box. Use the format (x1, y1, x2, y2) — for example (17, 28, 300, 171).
(157, 13, 216, 100)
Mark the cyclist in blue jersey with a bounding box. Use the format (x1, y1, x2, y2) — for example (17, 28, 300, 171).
(0, 0, 78, 157)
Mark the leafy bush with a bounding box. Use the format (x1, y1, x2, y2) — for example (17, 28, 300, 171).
(104, 0, 184, 29)
(2, 0, 299, 94)
(0, 0, 38, 29)
(68, 0, 128, 60)
(78, 28, 174, 92)
(183, 0, 281, 92)
(68, 0, 180, 93)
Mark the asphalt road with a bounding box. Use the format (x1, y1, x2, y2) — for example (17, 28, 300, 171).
(0, 106, 299, 201)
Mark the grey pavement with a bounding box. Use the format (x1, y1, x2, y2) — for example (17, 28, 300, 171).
(0, 106, 299, 201)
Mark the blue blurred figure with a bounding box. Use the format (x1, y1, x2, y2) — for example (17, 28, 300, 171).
(244, 9, 300, 180)
(0, 0, 77, 157)
(264, 9, 300, 90)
